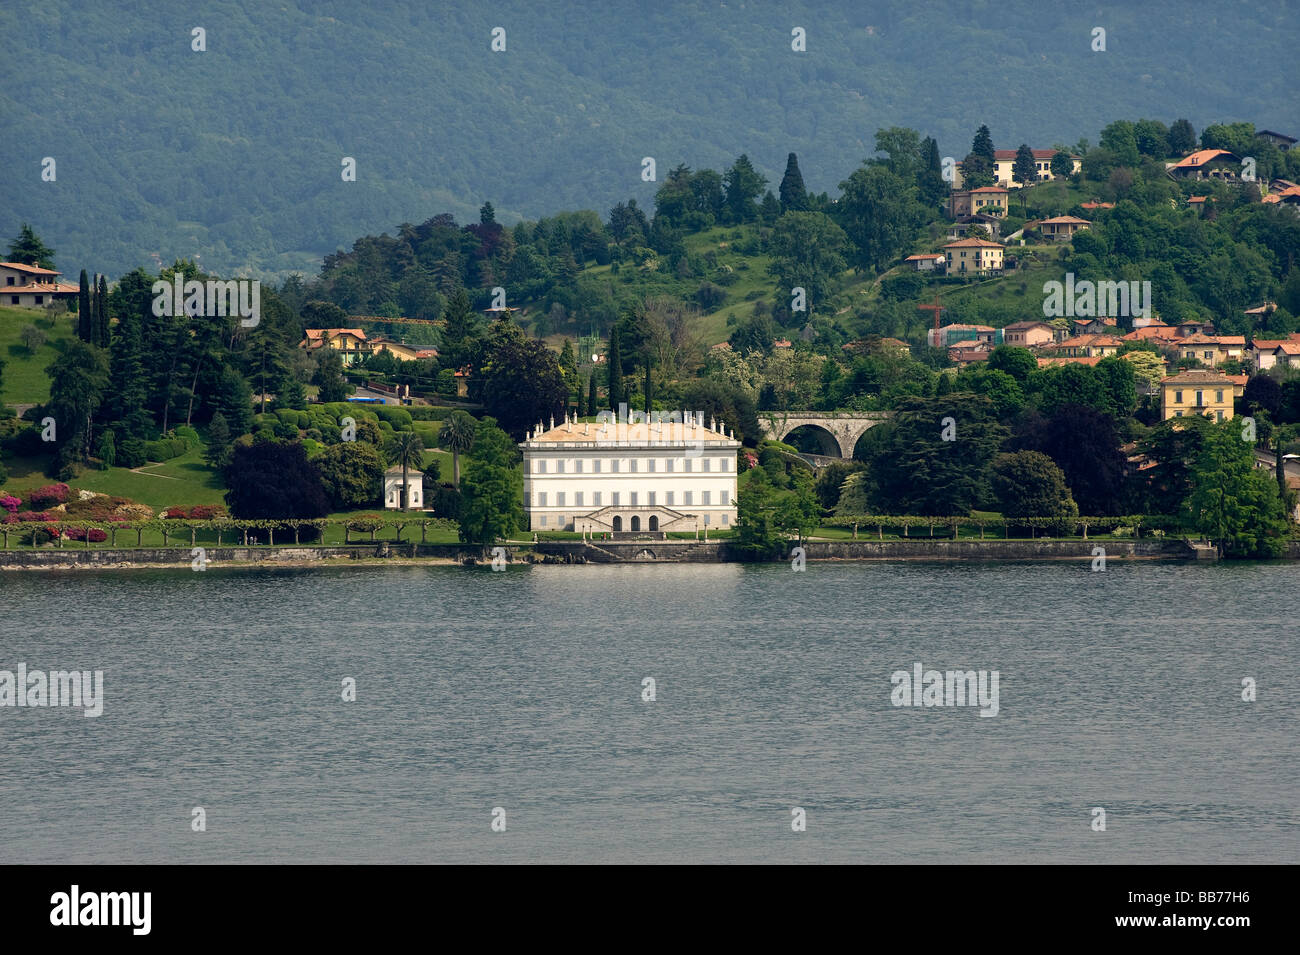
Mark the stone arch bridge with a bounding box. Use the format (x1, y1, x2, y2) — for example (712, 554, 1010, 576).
(759, 412, 891, 458)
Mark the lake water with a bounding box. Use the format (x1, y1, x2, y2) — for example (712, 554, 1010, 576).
(1, 561, 1296, 864)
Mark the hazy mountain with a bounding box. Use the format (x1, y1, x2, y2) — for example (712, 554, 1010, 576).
(3, 0, 1297, 278)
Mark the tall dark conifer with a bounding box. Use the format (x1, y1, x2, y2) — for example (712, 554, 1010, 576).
(586, 372, 597, 417)
(96, 274, 110, 348)
(606, 325, 623, 411)
(77, 270, 92, 342)
(778, 153, 808, 212)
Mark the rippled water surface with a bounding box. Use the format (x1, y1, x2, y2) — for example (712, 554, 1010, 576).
(1, 561, 1296, 863)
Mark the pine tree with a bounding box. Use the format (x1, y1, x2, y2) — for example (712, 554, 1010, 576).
(77, 270, 92, 342)
(779, 153, 808, 212)
(96, 274, 110, 348)
(606, 325, 623, 411)
(972, 125, 995, 163)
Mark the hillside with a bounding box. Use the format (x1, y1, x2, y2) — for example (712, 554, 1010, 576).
(3, 0, 1298, 279)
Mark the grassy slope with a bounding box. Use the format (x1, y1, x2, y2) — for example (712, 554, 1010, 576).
(0, 306, 75, 407)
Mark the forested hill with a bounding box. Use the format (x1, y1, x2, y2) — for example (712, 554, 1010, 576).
(3, 0, 1298, 279)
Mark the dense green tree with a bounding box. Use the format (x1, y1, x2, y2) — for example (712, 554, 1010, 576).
(224, 440, 330, 519)
(1168, 118, 1197, 155)
(314, 351, 352, 403)
(986, 345, 1038, 383)
(723, 154, 767, 224)
(990, 451, 1078, 519)
(1185, 420, 1289, 557)
(862, 394, 1009, 515)
(778, 152, 808, 212)
(46, 340, 109, 473)
(477, 321, 568, 440)
(6, 224, 55, 268)
(766, 211, 849, 308)
(204, 411, 233, 469)
(917, 136, 948, 208)
(314, 441, 384, 509)
(835, 164, 923, 273)
(457, 418, 523, 550)
(1010, 404, 1129, 515)
(678, 378, 760, 444)
(1049, 150, 1074, 179)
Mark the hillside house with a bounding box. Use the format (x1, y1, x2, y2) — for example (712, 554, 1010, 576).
(0, 262, 80, 307)
(943, 238, 1004, 275)
(1036, 216, 1091, 242)
(992, 149, 1081, 187)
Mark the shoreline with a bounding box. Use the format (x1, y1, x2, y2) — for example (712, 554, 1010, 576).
(3, 537, 1294, 570)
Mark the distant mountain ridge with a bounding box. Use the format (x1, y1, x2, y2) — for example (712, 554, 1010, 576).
(2, 0, 1297, 278)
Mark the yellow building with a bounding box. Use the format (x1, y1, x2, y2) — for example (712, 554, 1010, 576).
(993, 149, 1081, 187)
(1160, 369, 1243, 422)
(300, 328, 371, 365)
(948, 187, 1008, 217)
(943, 238, 1004, 275)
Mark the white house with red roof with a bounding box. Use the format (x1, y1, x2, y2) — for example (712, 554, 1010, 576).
(0, 262, 80, 308)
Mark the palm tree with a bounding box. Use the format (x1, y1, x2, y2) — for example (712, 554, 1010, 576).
(439, 410, 477, 489)
(387, 431, 425, 511)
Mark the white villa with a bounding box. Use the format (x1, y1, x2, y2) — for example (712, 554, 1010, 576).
(383, 465, 423, 510)
(520, 411, 741, 535)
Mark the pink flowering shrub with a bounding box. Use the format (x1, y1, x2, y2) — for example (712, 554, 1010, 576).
(0, 494, 20, 514)
(27, 484, 70, 509)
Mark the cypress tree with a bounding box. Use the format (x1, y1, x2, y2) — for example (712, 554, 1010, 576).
(77, 270, 92, 342)
(644, 359, 652, 414)
(606, 326, 623, 411)
(778, 153, 808, 211)
(587, 372, 597, 417)
(97, 274, 110, 348)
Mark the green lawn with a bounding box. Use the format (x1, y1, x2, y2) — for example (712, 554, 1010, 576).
(0, 306, 76, 407)
(1, 444, 227, 508)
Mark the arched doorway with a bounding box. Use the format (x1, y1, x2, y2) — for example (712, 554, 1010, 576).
(631, 515, 641, 531)
(649, 515, 659, 531)
(612, 516, 622, 531)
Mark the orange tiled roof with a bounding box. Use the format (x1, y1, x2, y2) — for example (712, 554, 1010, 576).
(0, 261, 60, 275)
(943, 238, 1003, 249)
(1174, 149, 1237, 168)
(1038, 356, 1102, 367)
(1039, 215, 1092, 225)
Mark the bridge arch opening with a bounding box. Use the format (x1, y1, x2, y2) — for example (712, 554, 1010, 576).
(781, 424, 842, 458)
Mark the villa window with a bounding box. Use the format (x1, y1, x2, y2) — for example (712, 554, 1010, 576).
(1216, 390, 1224, 402)
(666, 491, 674, 506)
(629, 459, 637, 472)
(684, 491, 693, 506)
(593, 460, 601, 473)
(612, 492, 621, 506)
(536, 460, 547, 474)
(666, 459, 674, 472)
(1196, 391, 1204, 405)
(1175, 390, 1183, 404)
(538, 492, 547, 506)
(648, 459, 656, 472)
(575, 460, 583, 473)
(575, 492, 584, 507)
(703, 458, 711, 472)
(593, 492, 602, 506)
(557, 492, 565, 506)
(540, 516, 547, 527)
(611, 460, 619, 473)
(684, 459, 693, 473)
(648, 492, 656, 506)
(722, 514, 729, 525)
(630, 492, 638, 506)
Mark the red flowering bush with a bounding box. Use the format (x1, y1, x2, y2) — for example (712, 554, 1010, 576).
(163, 506, 189, 519)
(16, 511, 50, 522)
(64, 527, 108, 542)
(187, 504, 227, 520)
(738, 451, 759, 473)
(27, 484, 70, 509)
